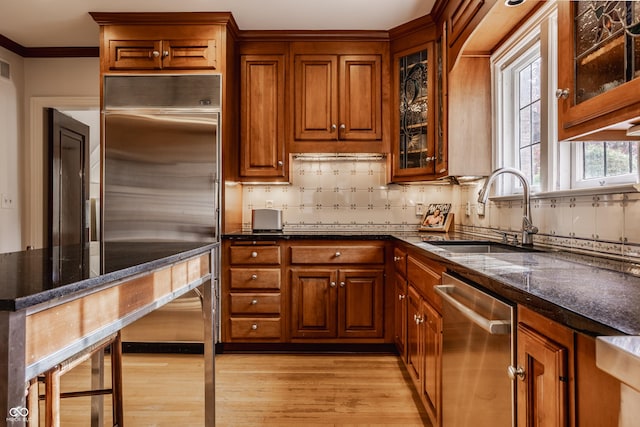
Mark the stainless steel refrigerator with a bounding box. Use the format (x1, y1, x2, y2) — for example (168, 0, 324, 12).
(102, 74, 221, 345)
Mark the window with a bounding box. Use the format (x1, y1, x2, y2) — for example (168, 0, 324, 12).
(493, 1, 638, 195)
(572, 140, 639, 188)
(492, 4, 555, 195)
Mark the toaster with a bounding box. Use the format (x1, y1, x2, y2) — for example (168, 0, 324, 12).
(252, 209, 283, 232)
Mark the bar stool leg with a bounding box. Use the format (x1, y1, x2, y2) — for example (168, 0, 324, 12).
(111, 332, 124, 427)
(45, 368, 61, 427)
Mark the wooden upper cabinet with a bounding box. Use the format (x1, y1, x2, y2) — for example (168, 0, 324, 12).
(290, 41, 389, 153)
(109, 38, 217, 70)
(293, 54, 339, 141)
(239, 43, 287, 181)
(557, 1, 640, 140)
(90, 13, 227, 74)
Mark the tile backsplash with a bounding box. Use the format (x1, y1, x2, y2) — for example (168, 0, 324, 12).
(242, 158, 640, 260)
(242, 158, 452, 232)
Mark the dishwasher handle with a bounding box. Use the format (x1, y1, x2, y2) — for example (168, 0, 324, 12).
(435, 284, 511, 335)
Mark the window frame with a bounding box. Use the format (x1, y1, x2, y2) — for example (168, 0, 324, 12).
(491, 2, 558, 196)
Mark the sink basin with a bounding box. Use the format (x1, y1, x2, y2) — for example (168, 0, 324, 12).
(425, 240, 538, 254)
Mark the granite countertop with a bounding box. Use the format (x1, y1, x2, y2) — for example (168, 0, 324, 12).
(0, 241, 217, 311)
(225, 230, 640, 337)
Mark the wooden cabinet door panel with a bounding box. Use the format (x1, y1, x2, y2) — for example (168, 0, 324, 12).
(339, 55, 382, 140)
(290, 269, 337, 338)
(394, 272, 408, 359)
(517, 323, 568, 427)
(109, 40, 162, 70)
(406, 286, 423, 389)
(163, 39, 217, 69)
(240, 54, 286, 178)
(293, 55, 338, 140)
(421, 299, 442, 426)
(338, 269, 384, 338)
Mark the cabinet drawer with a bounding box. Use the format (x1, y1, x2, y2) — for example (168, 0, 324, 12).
(230, 318, 281, 339)
(230, 294, 281, 315)
(407, 256, 442, 310)
(290, 246, 384, 264)
(229, 246, 281, 265)
(230, 268, 281, 290)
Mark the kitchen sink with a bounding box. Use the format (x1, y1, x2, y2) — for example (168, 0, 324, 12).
(425, 240, 539, 254)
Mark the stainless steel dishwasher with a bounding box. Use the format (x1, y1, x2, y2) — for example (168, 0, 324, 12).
(435, 272, 515, 427)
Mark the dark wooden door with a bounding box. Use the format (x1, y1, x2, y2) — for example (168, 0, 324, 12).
(44, 108, 90, 283)
(406, 286, 423, 390)
(394, 272, 408, 359)
(339, 54, 382, 140)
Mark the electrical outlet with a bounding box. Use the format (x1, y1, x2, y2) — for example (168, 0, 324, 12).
(477, 202, 486, 216)
(1, 193, 14, 209)
(265, 200, 274, 209)
(465, 202, 471, 216)
(415, 203, 425, 216)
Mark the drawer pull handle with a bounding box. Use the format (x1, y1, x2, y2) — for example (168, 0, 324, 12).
(340, 281, 346, 287)
(251, 324, 258, 330)
(330, 281, 337, 288)
(251, 251, 258, 258)
(251, 274, 258, 280)
(398, 294, 406, 300)
(335, 251, 341, 257)
(251, 299, 258, 305)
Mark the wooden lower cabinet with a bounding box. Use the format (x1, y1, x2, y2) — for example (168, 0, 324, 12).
(402, 250, 443, 427)
(516, 322, 569, 427)
(393, 272, 408, 359)
(290, 268, 384, 339)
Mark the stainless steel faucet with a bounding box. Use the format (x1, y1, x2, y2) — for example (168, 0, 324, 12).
(477, 167, 538, 245)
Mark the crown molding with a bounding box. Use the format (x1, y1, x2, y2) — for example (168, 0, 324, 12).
(0, 34, 98, 58)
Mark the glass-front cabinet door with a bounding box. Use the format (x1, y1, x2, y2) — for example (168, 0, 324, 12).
(558, 0, 640, 140)
(392, 43, 436, 181)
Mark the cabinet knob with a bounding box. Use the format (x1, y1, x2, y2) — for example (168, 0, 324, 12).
(331, 124, 337, 132)
(415, 315, 424, 325)
(162, 50, 169, 57)
(335, 251, 341, 258)
(251, 299, 258, 305)
(555, 88, 570, 99)
(151, 50, 160, 58)
(398, 294, 406, 301)
(340, 281, 346, 287)
(330, 281, 337, 288)
(251, 251, 258, 258)
(251, 274, 258, 280)
(251, 323, 258, 330)
(339, 123, 346, 130)
(394, 256, 403, 262)
(507, 365, 526, 381)
(278, 160, 284, 166)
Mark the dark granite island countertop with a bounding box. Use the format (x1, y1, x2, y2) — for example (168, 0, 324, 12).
(0, 241, 217, 311)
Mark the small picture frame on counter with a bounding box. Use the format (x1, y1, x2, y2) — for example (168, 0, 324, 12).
(419, 203, 453, 232)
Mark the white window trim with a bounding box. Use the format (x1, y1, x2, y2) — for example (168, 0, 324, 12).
(491, 1, 558, 196)
(570, 141, 640, 189)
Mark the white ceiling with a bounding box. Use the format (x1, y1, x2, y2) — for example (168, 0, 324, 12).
(0, 0, 435, 48)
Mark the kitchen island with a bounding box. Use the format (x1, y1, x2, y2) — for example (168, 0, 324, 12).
(0, 241, 217, 426)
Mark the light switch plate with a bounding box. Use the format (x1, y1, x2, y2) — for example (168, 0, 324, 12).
(477, 202, 485, 216)
(1, 193, 13, 209)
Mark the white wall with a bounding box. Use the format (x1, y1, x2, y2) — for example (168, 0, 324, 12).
(0, 47, 24, 253)
(22, 57, 100, 249)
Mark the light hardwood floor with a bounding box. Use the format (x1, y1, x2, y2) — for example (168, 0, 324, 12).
(36, 353, 430, 426)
